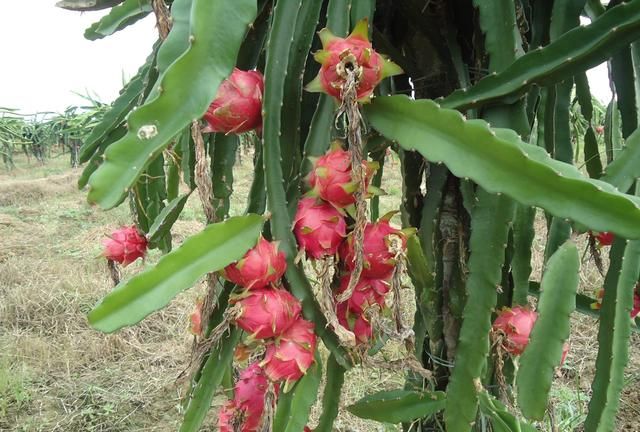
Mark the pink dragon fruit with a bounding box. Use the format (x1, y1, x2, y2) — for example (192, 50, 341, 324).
(595, 231, 614, 247)
(335, 275, 388, 314)
(632, 287, 640, 319)
(340, 216, 407, 279)
(217, 400, 238, 432)
(189, 299, 203, 336)
(492, 306, 570, 363)
(293, 197, 347, 259)
(336, 302, 373, 344)
(203, 68, 264, 134)
(223, 237, 287, 290)
(102, 225, 148, 266)
(261, 319, 317, 388)
(492, 306, 538, 355)
(593, 286, 640, 320)
(305, 19, 402, 102)
(232, 288, 302, 340)
(308, 145, 377, 208)
(233, 363, 270, 429)
(218, 363, 279, 432)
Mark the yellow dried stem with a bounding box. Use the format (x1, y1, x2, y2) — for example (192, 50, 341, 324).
(258, 383, 277, 432)
(151, 0, 171, 40)
(315, 256, 357, 347)
(106, 258, 121, 287)
(192, 121, 216, 224)
(336, 67, 368, 303)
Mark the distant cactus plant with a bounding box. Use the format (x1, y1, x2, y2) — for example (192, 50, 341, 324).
(67, 0, 640, 430)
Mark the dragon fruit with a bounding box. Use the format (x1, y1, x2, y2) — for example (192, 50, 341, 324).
(102, 225, 147, 266)
(305, 19, 402, 102)
(593, 287, 640, 320)
(340, 216, 406, 279)
(335, 275, 388, 314)
(217, 400, 238, 432)
(233, 363, 270, 428)
(632, 288, 640, 319)
(492, 306, 538, 355)
(223, 237, 287, 290)
(595, 231, 614, 247)
(218, 363, 278, 432)
(232, 288, 302, 339)
(308, 145, 376, 208)
(336, 302, 373, 344)
(203, 68, 264, 134)
(293, 197, 347, 259)
(189, 299, 203, 336)
(261, 319, 317, 388)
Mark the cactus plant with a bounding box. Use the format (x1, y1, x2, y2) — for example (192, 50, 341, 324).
(66, 0, 640, 430)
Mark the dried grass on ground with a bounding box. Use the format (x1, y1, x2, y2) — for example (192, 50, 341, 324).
(1, 152, 638, 431)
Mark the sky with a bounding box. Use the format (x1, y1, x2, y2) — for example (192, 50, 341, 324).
(0, 2, 612, 115)
(0, 0, 157, 114)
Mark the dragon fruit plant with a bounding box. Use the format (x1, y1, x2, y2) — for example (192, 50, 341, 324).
(71, 0, 640, 430)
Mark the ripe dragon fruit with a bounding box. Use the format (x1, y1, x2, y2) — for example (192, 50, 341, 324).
(595, 231, 614, 247)
(592, 286, 640, 319)
(293, 197, 347, 259)
(336, 302, 373, 344)
(492, 306, 569, 363)
(203, 68, 264, 134)
(217, 400, 238, 432)
(261, 319, 317, 389)
(340, 216, 407, 280)
(189, 299, 203, 336)
(232, 288, 302, 340)
(307, 145, 376, 208)
(633, 285, 640, 319)
(218, 363, 278, 432)
(492, 306, 537, 355)
(335, 275, 389, 314)
(305, 19, 403, 102)
(233, 363, 270, 428)
(223, 237, 287, 290)
(102, 225, 147, 266)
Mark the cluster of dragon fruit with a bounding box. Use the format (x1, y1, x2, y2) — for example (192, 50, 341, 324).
(218, 237, 314, 430)
(98, 17, 640, 431)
